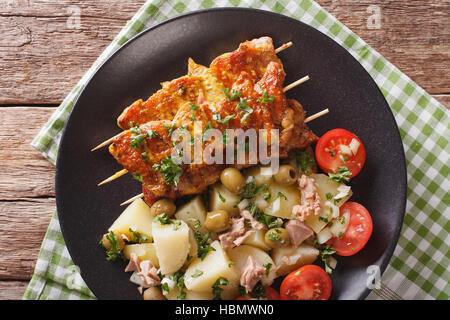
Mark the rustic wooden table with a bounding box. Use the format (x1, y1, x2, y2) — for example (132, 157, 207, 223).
(0, 0, 448, 300)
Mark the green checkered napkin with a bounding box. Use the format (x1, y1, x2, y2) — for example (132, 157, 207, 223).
(26, 0, 449, 300)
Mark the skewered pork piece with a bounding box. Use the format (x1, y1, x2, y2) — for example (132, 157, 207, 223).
(109, 58, 318, 205)
(117, 37, 283, 130)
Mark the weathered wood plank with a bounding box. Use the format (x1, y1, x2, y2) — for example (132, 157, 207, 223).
(0, 281, 28, 300)
(0, 107, 56, 200)
(0, 0, 448, 104)
(0, 198, 54, 280)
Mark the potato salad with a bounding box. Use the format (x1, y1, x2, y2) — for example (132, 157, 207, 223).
(100, 129, 373, 300)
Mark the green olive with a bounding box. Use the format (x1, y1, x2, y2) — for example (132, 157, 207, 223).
(101, 232, 125, 251)
(264, 228, 290, 248)
(143, 287, 166, 300)
(204, 210, 230, 233)
(273, 165, 298, 185)
(220, 168, 246, 194)
(150, 199, 176, 217)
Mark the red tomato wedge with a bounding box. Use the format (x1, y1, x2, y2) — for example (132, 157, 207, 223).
(328, 202, 373, 256)
(236, 286, 281, 300)
(280, 265, 332, 300)
(315, 128, 366, 178)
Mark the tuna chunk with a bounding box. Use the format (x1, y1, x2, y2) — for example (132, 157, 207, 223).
(241, 209, 265, 230)
(292, 174, 321, 221)
(240, 256, 266, 293)
(219, 217, 254, 249)
(285, 219, 314, 247)
(125, 253, 161, 288)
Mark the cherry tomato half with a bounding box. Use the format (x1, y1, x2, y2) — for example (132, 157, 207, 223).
(280, 265, 332, 300)
(236, 286, 280, 300)
(315, 129, 366, 178)
(328, 202, 373, 256)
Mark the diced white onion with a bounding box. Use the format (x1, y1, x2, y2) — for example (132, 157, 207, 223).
(260, 166, 275, 177)
(329, 211, 350, 238)
(254, 197, 268, 210)
(238, 199, 250, 211)
(246, 176, 254, 183)
(349, 138, 361, 155)
(317, 227, 333, 244)
(334, 185, 351, 200)
(340, 144, 352, 156)
(329, 256, 337, 269)
(324, 200, 339, 219)
(271, 197, 281, 213)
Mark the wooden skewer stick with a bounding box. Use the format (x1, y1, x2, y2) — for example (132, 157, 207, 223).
(91, 131, 123, 152)
(283, 75, 310, 92)
(120, 193, 144, 206)
(275, 41, 293, 54)
(102, 107, 329, 187)
(118, 108, 330, 205)
(305, 108, 329, 123)
(98, 169, 128, 186)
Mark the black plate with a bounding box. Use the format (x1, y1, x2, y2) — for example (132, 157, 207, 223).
(56, 8, 406, 300)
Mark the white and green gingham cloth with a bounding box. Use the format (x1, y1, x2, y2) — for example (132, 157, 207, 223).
(26, 0, 449, 300)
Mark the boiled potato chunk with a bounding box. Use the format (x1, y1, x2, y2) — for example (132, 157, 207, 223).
(209, 183, 240, 215)
(243, 166, 274, 185)
(152, 219, 190, 274)
(243, 229, 271, 251)
(304, 173, 353, 234)
(175, 196, 208, 235)
(184, 241, 238, 292)
(272, 244, 319, 276)
(123, 243, 159, 268)
(108, 198, 155, 241)
(264, 182, 301, 219)
(227, 245, 276, 286)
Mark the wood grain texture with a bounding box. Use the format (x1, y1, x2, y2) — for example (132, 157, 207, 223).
(0, 0, 448, 300)
(0, 0, 448, 104)
(0, 198, 54, 280)
(0, 107, 56, 200)
(0, 281, 29, 300)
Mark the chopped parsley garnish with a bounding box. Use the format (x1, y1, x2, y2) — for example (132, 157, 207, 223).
(328, 166, 352, 184)
(328, 149, 336, 157)
(218, 191, 226, 203)
(161, 282, 169, 293)
(163, 124, 177, 137)
(154, 156, 183, 186)
(189, 102, 200, 111)
(223, 88, 241, 101)
(147, 129, 159, 139)
(292, 150, 317, 174)
(173, 271, 186, 300)
(128, 227, 149, 243)
(240, 181, 271, 201)
(260, 91, 275, 103)
(102, 231, 124, 261)
(130, 133, 147, 150)
(264, 263, 273, 277)
(133, 172, 144, 182)
(276, 192, 287, 201)
(267, 230, 281, 241)
(247, 203, 278, 229)
(237, 98, 253, 123)
(213, 113, 235, 124)
(194, 231, 216, 260)
(339, 215, 346, 224)
(188, 217, 201, 230)
(141, 152, 148, 162)
(154, 213, 173, 225)
(319, 216, 329, 223)
(192, 269, 204, 278)
(228, 261, 234, 267)
(338, 232, 344, 239)
(212, 277, 229, 300)
(314, 241, 337, 274)
(250, 281, 266, 299)
(326, 192, 333, 200)
(173, 221, 182, 231)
